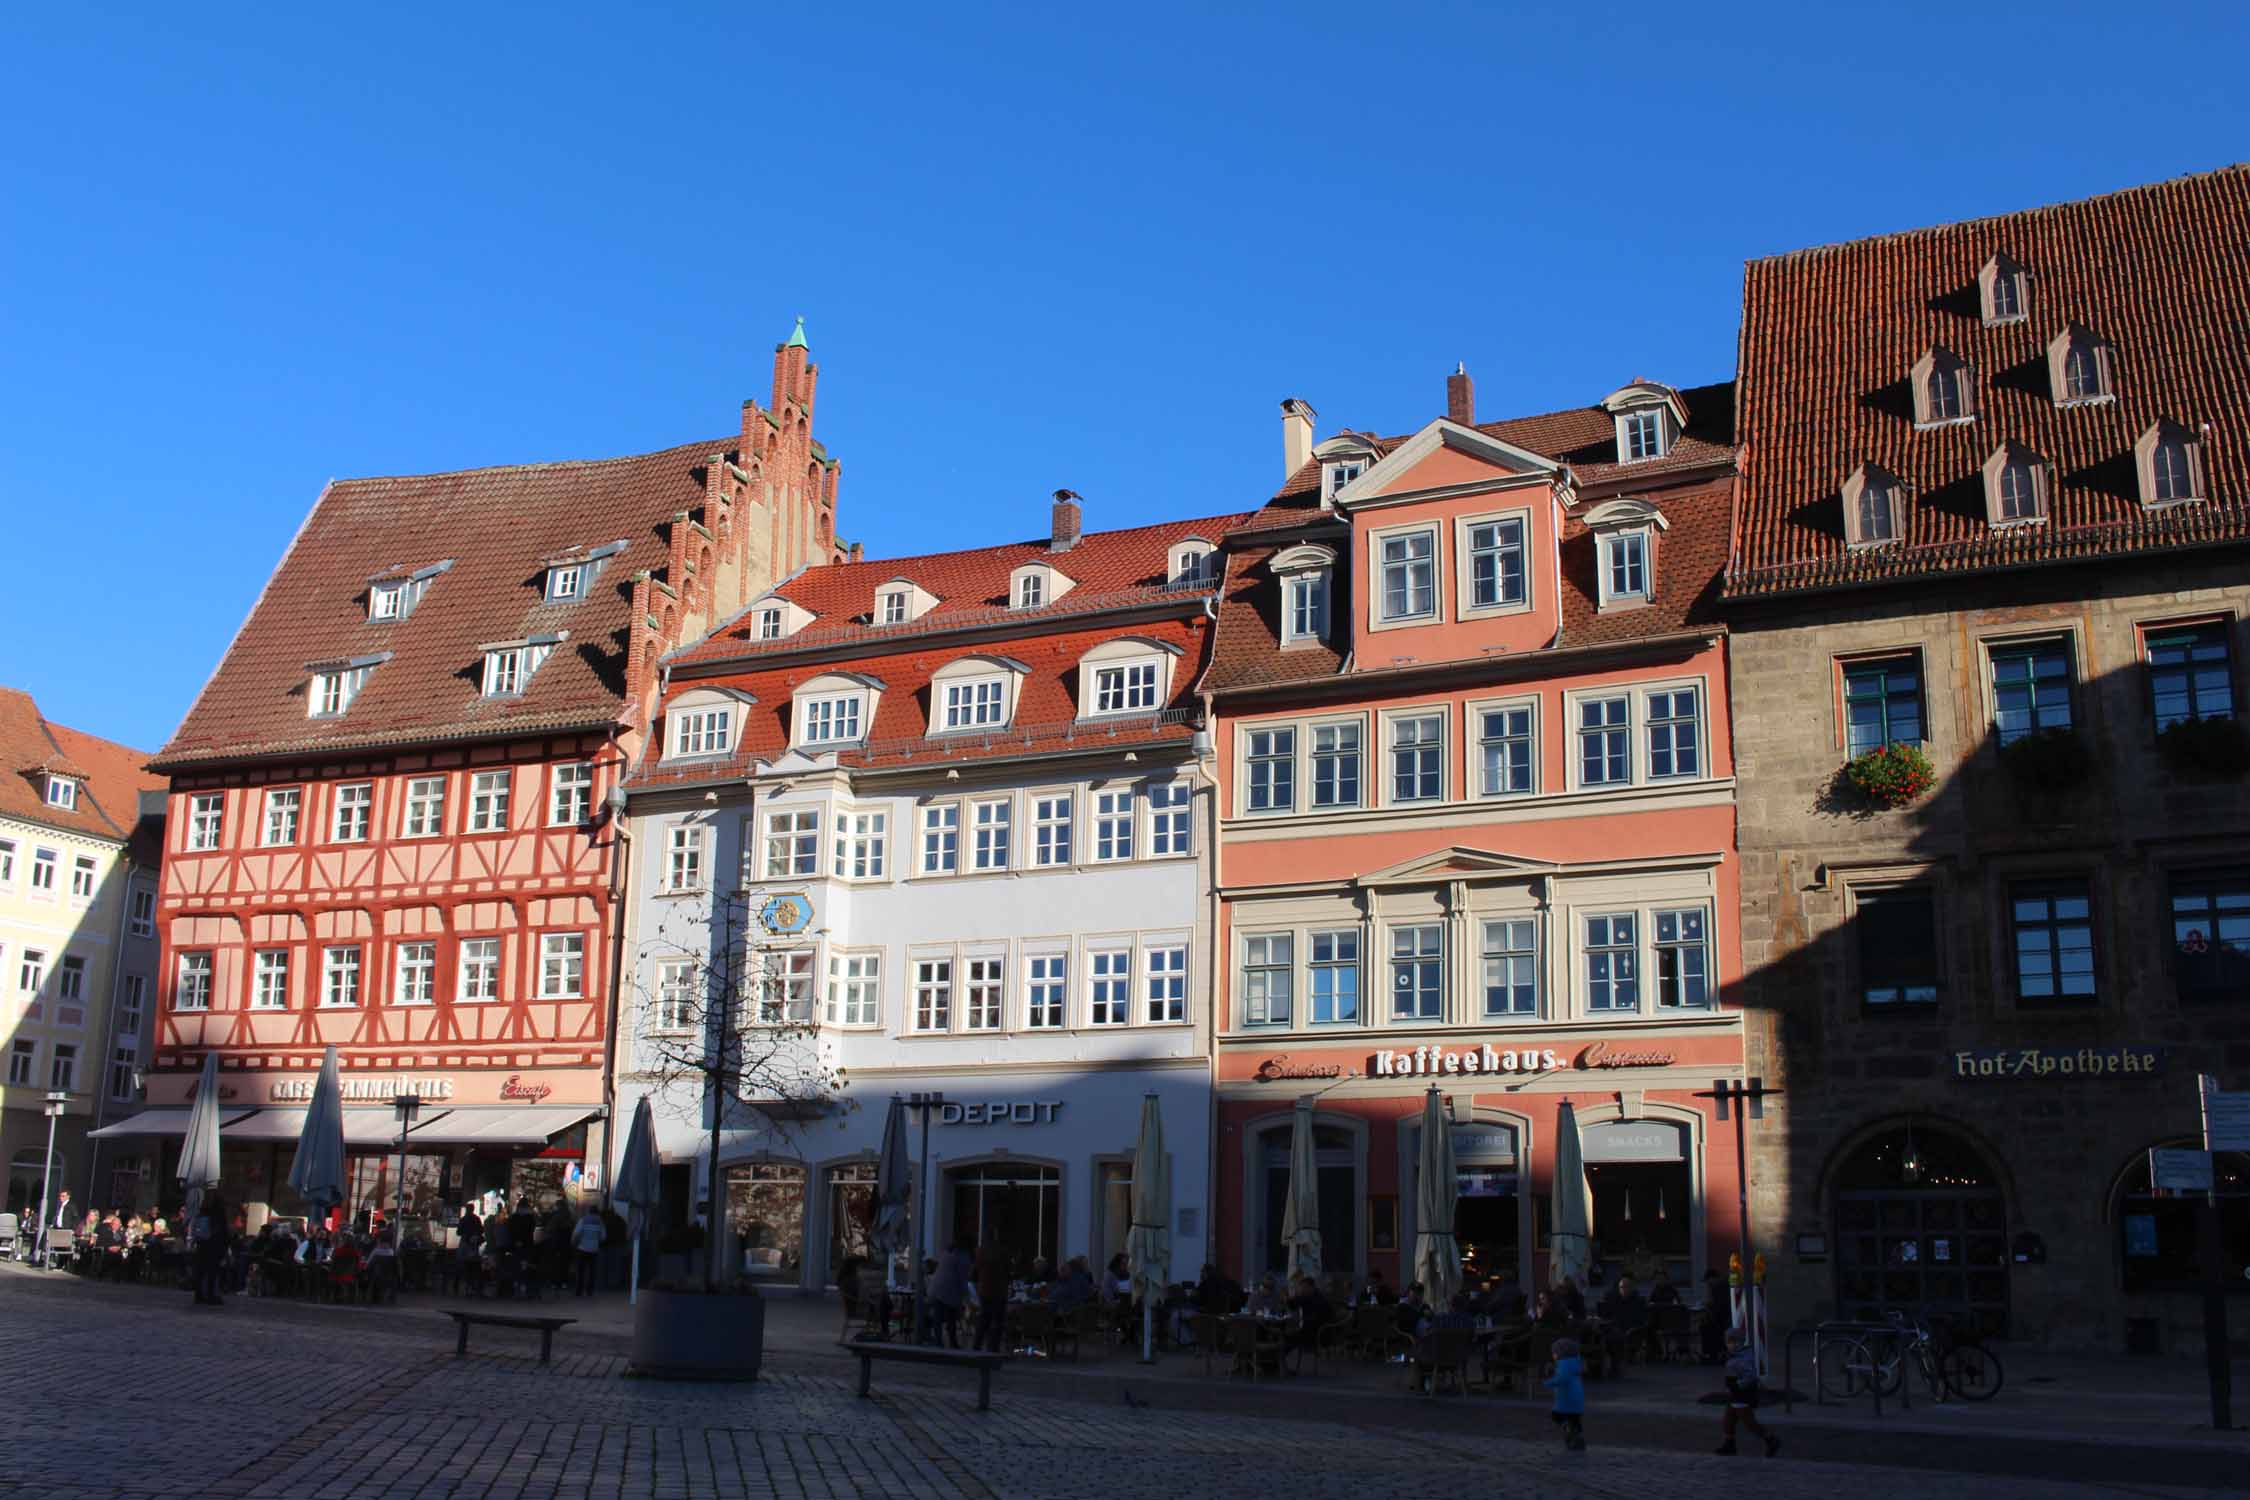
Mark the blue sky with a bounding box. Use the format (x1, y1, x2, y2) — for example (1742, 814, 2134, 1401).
(4, 3, 2243, 752)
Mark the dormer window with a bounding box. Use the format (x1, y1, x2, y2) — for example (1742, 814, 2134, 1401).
(872, 578, 937, 626)
(756, 607, 783, 641)
(1582, 498, 1667, 608)
(1007, 562, 1072, 611)
(928, 655, 1029, 735)
(1979, 253, 2029, 325)
(1603, 532, 1649, 600)
(1324, 459, 1365, 499)
(479, 636, 560, 698)
(1982, 444, 2051, 526)
(1313, 434, 1378, 507)
(790, 672, 883, 749)
(369, 583, 405, 621)
(1842, 464, 1905, 548)
(1018, 573, 1044, 608)
(669, 703, 733, 758)
(1269, 543, 1336, 648)
(1166, 538, 1216, 587)
(1075, 637, 1181, 719)
(546, 564, 584, 602)
(44, 775, 78, 811)
(364, 560, 449, 622)
(1911, 347, 1976, 427)
(2136, 421, 2208, 508)
(801, 695, 863, 743)
(1601, 381, 1688, 465)
(306, 654, 385, 718)
(534, 542, 619, 607)
(2048, 325, 2116, 406)
(878, 591, 908, 625)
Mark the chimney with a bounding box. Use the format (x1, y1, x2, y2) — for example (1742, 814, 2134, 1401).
(1447, 363, 1475, 426)
(848, 540, 864, 564)
(1281, 398, 1316, 480)
(1049, 489, 1082, 552)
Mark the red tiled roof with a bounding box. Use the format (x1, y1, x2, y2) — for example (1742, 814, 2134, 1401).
(667, 512, 1252, 668)
(155, 438, 732, 769)
(1729, 164, 2250, 598)
(1, 686, 165, 842)
(629, 617, 1206, 790)
(1264, 383, 1737, 508)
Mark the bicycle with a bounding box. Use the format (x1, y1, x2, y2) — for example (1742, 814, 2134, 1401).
(1829, 1311, 2005, 1402)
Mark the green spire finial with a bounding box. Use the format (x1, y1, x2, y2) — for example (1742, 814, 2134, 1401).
(782, 316, 809, 350)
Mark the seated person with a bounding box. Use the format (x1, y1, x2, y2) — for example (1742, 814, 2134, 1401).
(1649, 1268, 1681, 1307)
(1412, 1292, 1477, 1389)
(1393, 1281, 1428, 1336)
(1051, 1256, 1096, 1313)
(1362, 1268, 1395, 1305)
(1597, 1275, 1653, 1363)
(1551, 1276, 1587, 1321)
(1194, 1263, 1242, 1315)
(1285, 1273, 1333, 1355)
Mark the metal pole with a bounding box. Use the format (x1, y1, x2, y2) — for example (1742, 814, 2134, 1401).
(915, 1097, 933, 1344)
(36, 1099, 62, 1265)
(1733, 1085, 1751, 1328)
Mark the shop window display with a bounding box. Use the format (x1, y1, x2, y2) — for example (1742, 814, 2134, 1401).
(2114, 1148, 2250, 1294)
(826, 1161, 878, 1285)
(726, 1161, 807, 1279)
(950, 1160, 1061, 1272)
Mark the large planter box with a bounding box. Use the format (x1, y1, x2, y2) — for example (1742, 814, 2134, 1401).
(631, 1289, 765, 1380)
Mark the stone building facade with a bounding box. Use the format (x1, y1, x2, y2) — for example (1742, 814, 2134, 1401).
(1726, 167, 2250, 1351)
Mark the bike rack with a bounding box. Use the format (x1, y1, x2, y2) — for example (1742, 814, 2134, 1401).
(1786, 1319, 1914, 1417)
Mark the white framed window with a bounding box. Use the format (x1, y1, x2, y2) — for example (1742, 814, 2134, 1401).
(760, 951, 815, 1024)
(538, 932, 585, 998)
(1622, 409, 1664, 461)
(480, 641, 555, 698)
(1026, 953, 1067, 1029)
(1016, 572, 1045, 609)
(825, 953, 881, 1027)
(965, 956, 1004, 1031)
(1092, 789, 1134, 861)
(756, 607, 784, 641)
(30, 848, 57, 894)
(57, 957, 84, 1005)
(403, 776, 446, 837)
(458, 938, 500, 1002)
(1645, 688, 1702, 780)
(50, 1044, 76, 1093)
(912, 958, 953, 1031)
(0, 838, 14, 886)
(1246, 727, 1296, 814)
(128, 887, 155, 938)
(1145, 945, 1186, 1023)
(1094, 660, 1160, 715)
(467, 770, 512, 832)
(1242, 933, 1293, 1026)
(671, 705, 733, 758)
(251, 950, 290, 1011)
(763, 810, 819, 879)
(187, 793, 225, 851)
(1600, 531, 1651, 604)
(1378, 529, 1437, 621)
(1286, 571, 1329, 644)
(119, 972, 145, 1030)
(108, 1044, 137, 1101)
(1465, 516, 1527, 610)
(655, 959, 697, 1031)
(919, 804, 959, 875)
(262, 788, 301, 846)
(370, 582, 405, 621)
(1478, 704, 1535, 796)
(1088, 949, 1131, 1026)
(1655, 908, 1711, 1009)
(1147, 782, 1190, 856)
(943, 678, 1007, 730)
(878, 590, 910, 626)
(1577, 697, 1630, 787)
(7, 1041, 34, 1087)
(970, 799, 1011, 871)
(310, 664, 371, 718)
(1032, 794, 1074, 867)
(175, 951, 212, 1011)
(834, 811, 888, 879)
(1309, 930, 1359, 1024)
(1481, 919, 1538, 1017)
(69, 856, 96, 901)
(549, 762, 593, 825)
(1323, 458, 1365, 499)
(665, 823, 707, 892)
(800, 694, 864, 745)
(1388, 713, 1444, 803)
(332, 782, 372, 842)
(45, 775, 78, 810)
(1389, 924, 1443, 1020)
(321, 945, 362, 1008)
(19, 949, 47, 996)
(1584, 914, 1639, 1013)
(546, 563, 584, 602)
(1311, 721, 1360, 809)
(394, 942, 436, 1005)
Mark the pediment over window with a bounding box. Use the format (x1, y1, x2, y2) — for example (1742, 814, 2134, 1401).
(1580, 497, 1669, 532)
(1334, 420, 1561, 508)
(1841, 464, 1907, 549)
(1355, 844, 1560, 888)
(1981, 442, 2052, 527)
(2047, 323, 2117, 406)
(1600, 380, 1688, 463)
(1979, 253, 2029, 325)
(1910, 347, 1977, 426)
(2135, 419, 2209, 508)
(1268, 543, 1337, 575)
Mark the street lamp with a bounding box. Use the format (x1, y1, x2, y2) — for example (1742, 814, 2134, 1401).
(391, 1093, 422, 1244)
(36, 1091, 68, 1264)
(907, 1091, 946, 1343)
(1697, 1076, 1781, 1367)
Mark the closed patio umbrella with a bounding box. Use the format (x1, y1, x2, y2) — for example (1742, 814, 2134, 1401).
(1551, 1100, 1593, 1297)
(1280, 1096, 1322, 1281)
(1127, 1092, 1170, 1363)
(287, 1047, 347, 1231)
(176, 1053, 224, 1225)
(612, 1096, 661, 1305)
(1411, 1088, 1461, 1304)
(871, 1095, 911, 1265)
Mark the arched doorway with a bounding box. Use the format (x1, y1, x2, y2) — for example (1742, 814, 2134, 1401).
(1832, 1122, 2009, 1337)
(1400, 1115, 1528, 1288)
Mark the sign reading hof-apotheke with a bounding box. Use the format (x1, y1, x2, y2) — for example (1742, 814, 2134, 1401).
(1953, 1046, 2167, 1080)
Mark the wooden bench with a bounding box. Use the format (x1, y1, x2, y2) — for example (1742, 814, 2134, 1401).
(847, 1340, 1005, 1410)
(444, 1309, 575, 1364)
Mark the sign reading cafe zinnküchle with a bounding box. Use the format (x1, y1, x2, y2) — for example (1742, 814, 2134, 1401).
(1953, 1046, 2166, 1080)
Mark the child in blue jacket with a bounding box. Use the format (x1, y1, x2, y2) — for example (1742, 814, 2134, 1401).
(1544, 1337, 1586, 1451)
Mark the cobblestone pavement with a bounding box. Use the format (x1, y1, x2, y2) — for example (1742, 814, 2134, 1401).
(0, 1269, 2232, 1500)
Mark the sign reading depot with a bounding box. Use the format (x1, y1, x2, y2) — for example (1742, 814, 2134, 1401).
(939, 1100, 1064, 1126)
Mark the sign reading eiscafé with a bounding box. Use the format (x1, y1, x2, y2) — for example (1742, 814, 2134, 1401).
(1371, 1040, 1681, 1078)
(269, 1075, 457, 1103)
(1953, 1046, 2166, 1080)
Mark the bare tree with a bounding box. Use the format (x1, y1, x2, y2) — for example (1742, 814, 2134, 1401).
(630, 890, 843, 1290)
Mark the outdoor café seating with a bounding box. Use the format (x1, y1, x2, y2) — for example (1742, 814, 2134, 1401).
(1225, 1314, 1285, 1379)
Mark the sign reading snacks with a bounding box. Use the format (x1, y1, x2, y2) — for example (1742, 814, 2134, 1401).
(938, 1100, 1064, 1126)
(1952, 1047, 2166, 1080)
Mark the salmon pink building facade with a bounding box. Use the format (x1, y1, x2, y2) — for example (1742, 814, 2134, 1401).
(1203, 374, 1750, 1296)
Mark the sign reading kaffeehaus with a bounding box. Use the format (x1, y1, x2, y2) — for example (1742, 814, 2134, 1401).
(1953, 1046, 2167, 1079)
(1369, 1040, 1684, 1078)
